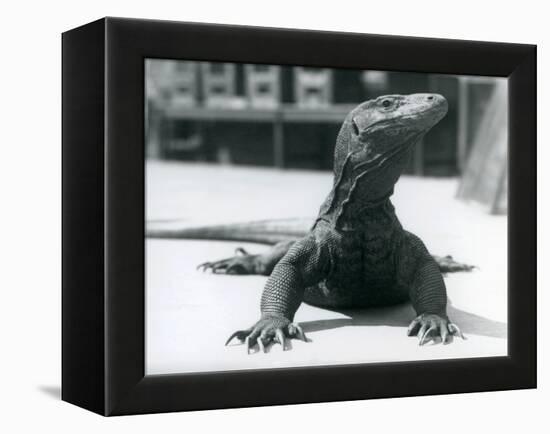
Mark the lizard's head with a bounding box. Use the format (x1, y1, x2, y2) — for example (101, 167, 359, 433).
(349, 93, 448, 152)
(319, 93, 448, 228)
(333, 93, 448, 199)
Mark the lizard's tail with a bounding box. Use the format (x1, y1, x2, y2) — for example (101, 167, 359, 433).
(146, 218, 312, 245)
(433, 255, 476, 273)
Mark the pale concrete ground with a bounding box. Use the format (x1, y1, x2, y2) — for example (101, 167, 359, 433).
(146, 161, 507, 375)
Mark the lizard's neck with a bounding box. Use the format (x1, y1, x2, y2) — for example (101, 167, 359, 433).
(316, 133, 414, 231)
(315, 192, 398, 232)
(314, 151, 402, 231)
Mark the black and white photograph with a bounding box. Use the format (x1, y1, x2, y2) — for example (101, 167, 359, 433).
(145, 60, 508, 375)
(0, 0, 543, 429)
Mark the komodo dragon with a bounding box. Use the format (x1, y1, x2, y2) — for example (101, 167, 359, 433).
(147, 93, 475, 353)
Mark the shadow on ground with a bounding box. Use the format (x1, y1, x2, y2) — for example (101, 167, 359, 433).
(300, 301, 507, 339)
(37, 385, 61, 400)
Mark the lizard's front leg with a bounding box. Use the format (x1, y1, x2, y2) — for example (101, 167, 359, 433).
(400, 232, 466, 345)
(226, 234, 329, 353)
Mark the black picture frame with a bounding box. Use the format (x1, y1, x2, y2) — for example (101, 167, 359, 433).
(62, 17, 536, 416)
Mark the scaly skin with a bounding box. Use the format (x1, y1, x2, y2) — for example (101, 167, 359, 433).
(198, 94, 467, 352)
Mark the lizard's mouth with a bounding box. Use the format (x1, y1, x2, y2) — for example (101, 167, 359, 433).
(352, 130, 423, 173)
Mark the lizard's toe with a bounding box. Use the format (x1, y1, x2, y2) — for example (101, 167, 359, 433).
(288, 323, 309, 342)
(225, 328, 252, 346)
(448, 323, 466, 340)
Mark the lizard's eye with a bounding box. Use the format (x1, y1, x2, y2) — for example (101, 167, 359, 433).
(382, 99, 392, 108)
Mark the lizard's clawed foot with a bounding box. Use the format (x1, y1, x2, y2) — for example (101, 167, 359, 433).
(197, 248, 259, 275)
(435, 255, 476, 273)
(407, 313, 466, 345)
(225, 315, 309, 354)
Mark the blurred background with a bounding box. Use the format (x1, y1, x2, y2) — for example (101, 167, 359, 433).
(145, 60, 508, 214)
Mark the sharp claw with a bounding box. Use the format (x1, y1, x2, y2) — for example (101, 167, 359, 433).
(440, 324, 449, 345)
(449, 323, 466, 340)
(419, 325, 436, 346)
(196, 262, 210, 271)
(264, 335, 274, 349)
(417, 323, 428, 342)
(225, 331, 239, 346)
(287, 323, 308, 343)
(258, 330, 270, 354)
(225, 330, 246, 346)
(258, 338, 265, 353)
(198, 259, 234, 273)
(245, 336, 253, 354)
(235, 247, 248, 256)
(295, 324, 308, 342)
(275, 329, 286, 351)
(407, 318, 421, 336)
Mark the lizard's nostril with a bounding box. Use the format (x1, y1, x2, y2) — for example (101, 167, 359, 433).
(427, 95, 434, 101)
